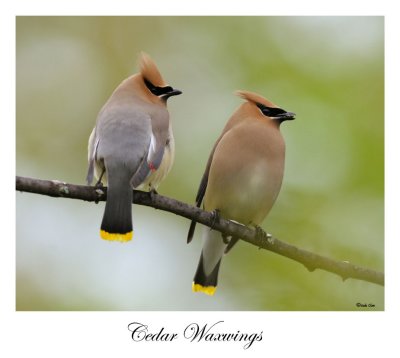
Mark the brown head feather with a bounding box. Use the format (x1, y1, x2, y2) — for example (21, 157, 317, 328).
(235, 90, 278, 108)
(138, 52, 167, 87)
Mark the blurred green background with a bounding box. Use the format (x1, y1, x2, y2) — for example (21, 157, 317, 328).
(16, 16, 384, 310)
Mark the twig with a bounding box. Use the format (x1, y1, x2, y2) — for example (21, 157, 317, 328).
(16, 175, 384, 286)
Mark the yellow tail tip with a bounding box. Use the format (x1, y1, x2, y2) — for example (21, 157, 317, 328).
(192, 282, 216, 296)
(100, 230, 133, 242)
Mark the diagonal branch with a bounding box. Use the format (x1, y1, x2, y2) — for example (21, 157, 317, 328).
(16, 175, 384, 286)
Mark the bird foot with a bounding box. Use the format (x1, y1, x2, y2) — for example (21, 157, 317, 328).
(210, 209, 221, 230)
(224, 236, 240, 254)
(94, 181, 105, 204)
(148, 188, 158, 200)
(255, 226, 271, 249)
(222, 233, 230, 244)
(95, 181, 104, 189)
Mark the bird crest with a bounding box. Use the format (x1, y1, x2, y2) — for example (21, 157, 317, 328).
(139, 52, 167, 87)
(235, 90, 278, 108)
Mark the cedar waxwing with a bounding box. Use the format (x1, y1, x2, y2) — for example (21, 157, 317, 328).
(87, 52, 182, 242)
(187, 90, 295, 295)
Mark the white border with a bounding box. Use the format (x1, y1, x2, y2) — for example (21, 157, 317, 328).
(2, 1, 399, 357)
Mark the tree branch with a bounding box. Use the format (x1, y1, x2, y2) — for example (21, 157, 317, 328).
(16, 175, 384, 287)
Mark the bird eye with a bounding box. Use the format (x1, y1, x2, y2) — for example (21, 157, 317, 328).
(144, 78, 157, 93)
(160, 86, 173, 94)
(144, 78, 173, 96)
(256, 103, 287, 117)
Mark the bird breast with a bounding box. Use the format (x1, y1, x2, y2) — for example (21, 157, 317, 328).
(204, 121, 285, 225)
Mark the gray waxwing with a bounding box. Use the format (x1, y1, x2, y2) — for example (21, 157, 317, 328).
(87, 52, 182, 242)
(187, 90, 295, 295)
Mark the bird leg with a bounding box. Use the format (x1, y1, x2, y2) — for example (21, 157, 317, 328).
(95, 168, 105, 188)
(93, 168, 106, 204)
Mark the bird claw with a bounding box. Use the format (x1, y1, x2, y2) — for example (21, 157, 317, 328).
(255, 225, 266, 238)
(224, 236, 240, 254)
(94, 181, 104, 204)
(95, 181, 104, 189)
(210, 209, 220, 230)
(255, 226, 269, 248)
(148, 189, 158, 200)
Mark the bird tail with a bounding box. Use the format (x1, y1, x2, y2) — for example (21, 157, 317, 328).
(192, 228, 227, 295)
(100, 170, 133, 242)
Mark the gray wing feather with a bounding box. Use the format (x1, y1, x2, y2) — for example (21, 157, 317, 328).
(130, 135, 165, 188)
(130, 156, 149, 188)
(86, 128, 99, 185)
(130, 109, 169, 188)
(95, 105, 152, 184)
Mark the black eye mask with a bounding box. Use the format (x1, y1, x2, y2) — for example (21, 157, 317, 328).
(256, 103, 295, 121)
(143, 78, 173, 96)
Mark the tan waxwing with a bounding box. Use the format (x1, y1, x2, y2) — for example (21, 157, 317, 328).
(87, 52, 182, 242)
(187, 90, 295, 295)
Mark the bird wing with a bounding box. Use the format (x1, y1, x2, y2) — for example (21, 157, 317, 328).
(86, 127, 99, 185)
(130, 137, 163, 188)
(130, 110, 169, 188)
(187, 116, 240, 243)
(187, 140, 219, 243)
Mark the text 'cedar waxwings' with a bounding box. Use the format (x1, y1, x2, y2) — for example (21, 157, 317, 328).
(86, 52, 182, 242)
(187, 90, 295, 295)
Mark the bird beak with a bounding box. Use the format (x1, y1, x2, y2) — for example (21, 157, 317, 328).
(277, 111, 296, 121)
(161, 88, 182, 100)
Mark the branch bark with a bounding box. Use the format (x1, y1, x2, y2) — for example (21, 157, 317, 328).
(16, 175, 384, 287)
